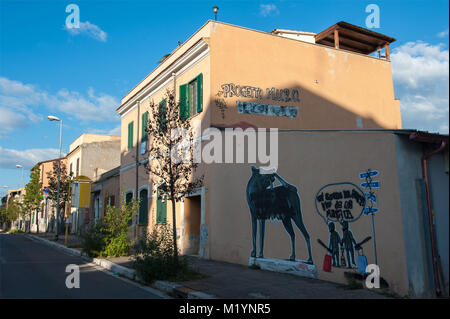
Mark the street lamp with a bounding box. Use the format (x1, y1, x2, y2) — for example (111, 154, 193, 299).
(16, 164, 24, 197)
(48, 115, 63, 240)
(212, 6, 218, 21)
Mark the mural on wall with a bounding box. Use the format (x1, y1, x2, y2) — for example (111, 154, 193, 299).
(214, 92, 228, 119)
(245, 166, 313, 264)
(216, 83, 300, 119)
(314, 182, 373, 270)
(237, 101, 298, 118)
(360, 169, 381, 267)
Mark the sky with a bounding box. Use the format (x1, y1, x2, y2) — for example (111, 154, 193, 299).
(0, 0, 448, 196)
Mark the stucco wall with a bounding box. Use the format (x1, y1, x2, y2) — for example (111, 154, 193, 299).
(209, 22, 401, 130)
(205, 130, 409, 295)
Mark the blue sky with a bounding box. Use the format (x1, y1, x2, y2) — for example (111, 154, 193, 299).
(0, 0, 448, 195)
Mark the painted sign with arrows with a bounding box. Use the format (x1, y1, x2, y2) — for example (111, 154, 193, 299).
(359, 170, 379, 179)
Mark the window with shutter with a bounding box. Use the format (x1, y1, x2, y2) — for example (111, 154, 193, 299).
(179, 84, 188, 120)
(128, 121, 134, 150)
(196, 73, 203, 113)
(180, 73, 203, 120)
(141, 112, 148, 141)
(156, 187, 167, 224)
(158, 100, 167, 133)
(139, 189, 148, 225)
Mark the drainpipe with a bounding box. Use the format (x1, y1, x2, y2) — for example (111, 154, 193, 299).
(135, 100, 140, 240)
(411, 134, 447, 296)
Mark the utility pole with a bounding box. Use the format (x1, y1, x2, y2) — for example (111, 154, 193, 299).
(48, 115, 63, 241)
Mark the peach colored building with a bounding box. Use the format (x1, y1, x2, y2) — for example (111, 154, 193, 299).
(65, 134, 121, 233)
(115, 21, 449, 297)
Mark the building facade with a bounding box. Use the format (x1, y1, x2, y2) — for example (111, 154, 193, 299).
(66, 134, 121, 233)
(113, 21, 448, 297)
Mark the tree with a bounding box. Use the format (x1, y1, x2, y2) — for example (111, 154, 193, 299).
(24, 166, 43, 233)
(6, 200, 23, 228)
(47, 161, 73, 234)
(144, 89, 203, 260)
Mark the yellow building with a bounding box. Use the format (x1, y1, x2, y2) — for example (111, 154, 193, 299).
(113, 21, 449, 297)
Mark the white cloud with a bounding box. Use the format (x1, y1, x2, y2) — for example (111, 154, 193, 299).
(259, 4, 279, 17)
(65, 21, 107, 42)
(0, 76, 120, 136)
(437, 28, 449, 38)
(86, 124, 121, 136)
(391, 41, 449, 134)
(0, 146, 61, 169)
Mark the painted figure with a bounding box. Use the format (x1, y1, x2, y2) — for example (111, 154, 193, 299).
(246, 166, 313, 263)
(327, 222, 341, 267)
(340, 220, 357, 268)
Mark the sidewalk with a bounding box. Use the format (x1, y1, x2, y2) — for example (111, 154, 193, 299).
(30, 231, 83, 247)
(26, 232, 389, 299)
(107, 255, 389, 299)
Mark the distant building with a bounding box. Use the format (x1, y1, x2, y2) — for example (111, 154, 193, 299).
(66, 133, 121, 233)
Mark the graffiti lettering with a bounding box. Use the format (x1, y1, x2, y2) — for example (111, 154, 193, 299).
(314, 183, 366, 223)
(237, 101, 298, 118)
(221, 83, 299, 102)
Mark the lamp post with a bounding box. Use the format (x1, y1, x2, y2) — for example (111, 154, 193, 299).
(212, 6, 218, 21)
(15, 165, 25, 231)
(15, 164, 24, 192)
(48, 115, 62, 240)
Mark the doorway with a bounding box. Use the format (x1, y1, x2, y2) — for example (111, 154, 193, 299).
(183, 195, 201, 255)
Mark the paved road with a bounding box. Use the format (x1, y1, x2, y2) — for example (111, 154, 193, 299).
(0, 233, 165, 299)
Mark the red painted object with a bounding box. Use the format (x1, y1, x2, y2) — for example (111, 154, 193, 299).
(323, 254, 332, 272)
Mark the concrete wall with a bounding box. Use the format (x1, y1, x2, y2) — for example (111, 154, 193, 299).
(81, 141, 121, 181)
(394, 135, 435, 297)
(70, 134, 120, 152)
(394, 136, 449, 297)
(427, 146, 449, 295)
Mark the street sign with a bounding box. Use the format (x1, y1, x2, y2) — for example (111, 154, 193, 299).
(363, 207, 379, 215)
(359, 170, 379, 179)
(365, 193, 377, 203)
(43, 187, 50, 195)
(361, 181, 380, 188)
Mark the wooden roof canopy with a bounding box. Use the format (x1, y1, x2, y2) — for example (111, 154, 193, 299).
(315, 21, 396, 57)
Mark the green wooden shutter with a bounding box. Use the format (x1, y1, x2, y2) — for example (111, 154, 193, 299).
(141, 112, 148, 141)
(156, 188, 167, 224)
(128, 121, 134, 150)
(158, 99, 167, 133)
(139, 189, 148, 225)
(197, 73, 203, 113)
(179, 84, 188, 120)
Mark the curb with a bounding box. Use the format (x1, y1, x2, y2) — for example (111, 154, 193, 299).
(25, 234, 216, 299)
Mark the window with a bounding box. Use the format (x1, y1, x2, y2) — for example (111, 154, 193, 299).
(125, 192, 133, 225)
(158, 100, 167, 133)
(141, 112, 148, 141)
(138, 189, 148, 225)
(76, 158, 79, 177)
(179, 73, 203, 120)
(70, 163, 73, 175)
(156, 187, 167, 224)
(128, 121, 134, 150)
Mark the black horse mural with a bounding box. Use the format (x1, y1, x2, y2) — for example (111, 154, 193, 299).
(246, 166, 313, 263)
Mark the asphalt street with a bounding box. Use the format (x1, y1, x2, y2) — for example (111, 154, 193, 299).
(0, 233, 165, 299)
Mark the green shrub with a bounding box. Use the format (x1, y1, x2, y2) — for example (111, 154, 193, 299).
(102, 231, 130, 257)
(80, 196, 137, 258)
(132, 224, 191, 284)
(80, 221, 107, 257)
